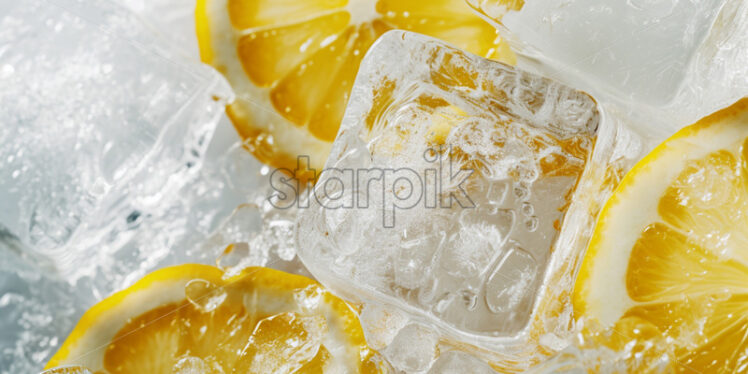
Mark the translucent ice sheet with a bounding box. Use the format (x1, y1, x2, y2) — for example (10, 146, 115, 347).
(296, 31, 637, 366)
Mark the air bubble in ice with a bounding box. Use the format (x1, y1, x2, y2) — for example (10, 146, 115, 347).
(525, 217, 539, 232)
(514, 184, 530, 200)
(521, 202, 534, 216)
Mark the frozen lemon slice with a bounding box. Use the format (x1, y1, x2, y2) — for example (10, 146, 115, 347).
(196, 0, 515, 181)
(574, 98, 748, 372)
(46, 264, 384, 373)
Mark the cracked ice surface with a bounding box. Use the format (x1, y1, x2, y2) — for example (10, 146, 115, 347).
(297, 31, 632, 358)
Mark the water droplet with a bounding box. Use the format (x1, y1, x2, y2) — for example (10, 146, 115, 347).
(185, 279, 226, 313)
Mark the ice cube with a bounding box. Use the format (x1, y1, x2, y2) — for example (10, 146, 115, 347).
(359, 303, 410, 350)
(429, 351, 498, 374)
(468, 0, 748, 143)
(296, 31, 631, 361)
(0, 0, 232, 281)
(383, 323, 439, 372)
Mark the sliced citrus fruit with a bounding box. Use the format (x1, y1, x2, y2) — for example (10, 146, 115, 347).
(46, 264, 385, 373)
(573, 98, 748, 373)
(196, 0, 516, 181)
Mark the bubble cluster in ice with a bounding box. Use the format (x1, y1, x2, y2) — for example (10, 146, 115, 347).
(297, 31, 623, 358)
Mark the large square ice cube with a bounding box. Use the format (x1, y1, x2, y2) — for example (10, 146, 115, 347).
(297, 31, 624, 353)
(0, 0, 232, 280)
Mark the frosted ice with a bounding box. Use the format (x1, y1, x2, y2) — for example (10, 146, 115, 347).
(468, 0, 748, 145)
(0, 239, 90, 374)
(297, 31, 631, 360)
(0, 0, 232, 282)
(429, 351, 498, 374)
(383, 323, 439, 372)
(525, 322, 673, 374)
(115, 0, 200, 57)
(359, 303, 410, 350)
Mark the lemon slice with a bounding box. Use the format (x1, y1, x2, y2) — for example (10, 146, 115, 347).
(196, 0, 515, 181)
(46, 264, 384, 373)
(573, 98, 748, 372)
